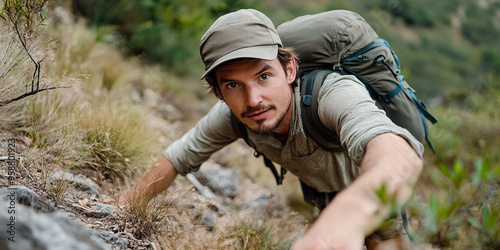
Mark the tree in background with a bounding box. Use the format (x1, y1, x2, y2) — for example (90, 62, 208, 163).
(70, 0, 257, 75)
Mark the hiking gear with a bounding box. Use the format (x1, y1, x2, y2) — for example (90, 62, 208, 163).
(278, 10, 437, 152)
(300, 181, 337, 209)
(200, 9, 282, 79)
(278, 10, 434, 241)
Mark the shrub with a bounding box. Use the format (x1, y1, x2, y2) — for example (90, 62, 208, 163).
(411, 158, 500, 249)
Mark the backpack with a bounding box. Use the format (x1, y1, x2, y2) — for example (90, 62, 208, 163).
(278, 10, 437, 152)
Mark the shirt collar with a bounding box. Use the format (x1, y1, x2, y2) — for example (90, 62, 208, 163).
(289, 84, 306, 139)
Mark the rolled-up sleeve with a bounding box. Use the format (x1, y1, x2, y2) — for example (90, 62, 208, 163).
(163, 100, 238, 175)
(317, 74, 424, 165)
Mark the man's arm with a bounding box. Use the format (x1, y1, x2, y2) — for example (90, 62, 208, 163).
(118, 101, 238, 207)
(291, 133, 423, 249)
(119, 155, 178, 207)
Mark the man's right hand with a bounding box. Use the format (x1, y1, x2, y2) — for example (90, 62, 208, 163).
(118, 193, 129, 208)
(118, 155, 179, 208)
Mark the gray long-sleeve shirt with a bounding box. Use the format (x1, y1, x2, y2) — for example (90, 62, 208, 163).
(164, 72, 423, 193)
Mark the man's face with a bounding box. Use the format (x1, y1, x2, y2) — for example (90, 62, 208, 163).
(215, 58, 296, 135)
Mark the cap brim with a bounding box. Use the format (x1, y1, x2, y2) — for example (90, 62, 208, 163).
(201, 45, 278, 80)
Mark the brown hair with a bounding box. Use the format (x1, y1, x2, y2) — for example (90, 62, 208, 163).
(204, 46, 299, 99)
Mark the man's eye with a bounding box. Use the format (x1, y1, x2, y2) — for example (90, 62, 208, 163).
(259, 74, 269, 81)
(226, 82, 239, 89)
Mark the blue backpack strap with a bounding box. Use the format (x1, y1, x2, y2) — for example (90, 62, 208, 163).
(340, 66, 395, 103)
(341, 39, 405, 103)
(341, 39, 388, 63)
(407, 89, 438, 125)
(341, 39, 438, 150)
(407, 88, 438, 152)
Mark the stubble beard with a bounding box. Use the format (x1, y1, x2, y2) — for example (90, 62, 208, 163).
(244, 100, 292, 135)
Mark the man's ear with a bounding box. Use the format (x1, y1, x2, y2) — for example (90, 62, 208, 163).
(286, 59, 297, 85)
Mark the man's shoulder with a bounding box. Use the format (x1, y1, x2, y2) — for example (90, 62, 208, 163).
(323, 72, 364, 89)
(194, 100, 235, 135)
(316, 72, 370, 102)
(207, 100, 233, 117)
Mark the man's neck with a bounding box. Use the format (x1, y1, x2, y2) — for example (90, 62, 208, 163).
(273, 133, 289, 145)
(272, 93, 293, 145)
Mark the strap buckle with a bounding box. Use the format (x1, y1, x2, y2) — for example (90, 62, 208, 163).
(333, 64, 343, 74)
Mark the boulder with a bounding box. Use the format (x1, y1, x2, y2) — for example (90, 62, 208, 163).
(91, 230, 128, 250)
(0, 186, 110, 250)
(194, 161, 240, 199)
(49, 170, 101, 198)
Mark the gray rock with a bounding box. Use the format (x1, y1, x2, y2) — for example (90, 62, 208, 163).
(89, 203, 116, 215)
(0, 186, 110, 250)
(193, 168, 240, 198)
(243, 193, 272, 209)
(50, 170, 101, 198)
(201, 213, 216, 231)
(91, 230, 128, 250)
(0, 185, 55, 213)
(71, 203, 115, 218)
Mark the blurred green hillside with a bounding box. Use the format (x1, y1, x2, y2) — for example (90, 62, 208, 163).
(66, 0, 500, 100)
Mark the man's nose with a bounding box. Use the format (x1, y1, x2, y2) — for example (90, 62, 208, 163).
(245, 84, 263, 107)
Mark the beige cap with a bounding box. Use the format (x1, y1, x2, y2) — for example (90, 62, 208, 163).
(199, 9, 282, 79)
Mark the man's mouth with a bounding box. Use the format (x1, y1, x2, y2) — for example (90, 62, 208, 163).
(241, 104, 272, 121)
(245, 109, 270, 121)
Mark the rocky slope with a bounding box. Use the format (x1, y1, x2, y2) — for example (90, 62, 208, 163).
(0, 113, 309, 249)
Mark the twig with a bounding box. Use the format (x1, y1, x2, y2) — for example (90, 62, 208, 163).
(186, 173, 227, 214)
(17, 156, 33, 181)
(0, 156, 24, 161)
(0, 86, 70, 107)
(0, 8, 65, 106)
(150, 241, 158, 250)
(0, 155, 33, 180)
(12, 20, 40, 93)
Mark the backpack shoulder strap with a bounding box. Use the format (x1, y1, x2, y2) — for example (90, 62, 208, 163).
(340, 39, 438, 151)
(300, 69, 343, 151)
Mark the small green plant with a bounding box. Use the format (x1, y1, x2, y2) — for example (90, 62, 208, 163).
(411, 158, 500, 249)
(234, 219, 274, 250)
(0, 0, 48, 36)
(374, 182, 401, 215)
(46, 178, 69, 202)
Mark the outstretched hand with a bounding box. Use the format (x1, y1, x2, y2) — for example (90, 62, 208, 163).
(290, 214, 366, 250)
(116, 156, 179, 209)
(291, 234, 365, 250)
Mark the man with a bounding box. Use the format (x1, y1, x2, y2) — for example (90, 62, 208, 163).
(120, 9, 423, 249)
